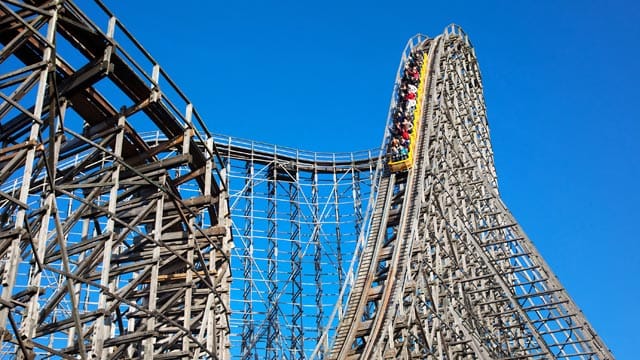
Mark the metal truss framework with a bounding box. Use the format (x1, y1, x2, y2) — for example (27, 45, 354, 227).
(214, 135, 383, 360)
(0, 1, 614, 360)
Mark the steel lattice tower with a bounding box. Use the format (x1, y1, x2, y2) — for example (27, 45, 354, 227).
(216, 135, 381, 359)
(0, 1, 613, 359)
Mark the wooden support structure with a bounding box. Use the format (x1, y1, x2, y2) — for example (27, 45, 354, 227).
(0, 1, 231, 358)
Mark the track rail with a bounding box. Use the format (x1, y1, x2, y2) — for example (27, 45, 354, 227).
(359, 35, 441, 358)
(212, 134, 380, 173)
(327, 173, 394, 358)
(327, 37, 435, 360)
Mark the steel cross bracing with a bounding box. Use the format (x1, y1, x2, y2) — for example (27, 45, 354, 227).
(323, 26, 614, 360)
(214, 135, 385, 359)
(0, 1, 232, 359)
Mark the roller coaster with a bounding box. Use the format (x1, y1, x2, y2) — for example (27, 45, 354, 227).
(387, 46, 428, 172)
(0, 0, 614, 359)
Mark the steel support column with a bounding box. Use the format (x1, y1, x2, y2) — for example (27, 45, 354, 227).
(265, 162, 279, 360)
(289, 168, 303, 359)
(241, 160, 255, 360)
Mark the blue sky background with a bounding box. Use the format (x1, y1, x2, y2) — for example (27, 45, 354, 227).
(102, 1, 638, 357)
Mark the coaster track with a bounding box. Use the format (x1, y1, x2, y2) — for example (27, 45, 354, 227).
(0, 1, 614, 359)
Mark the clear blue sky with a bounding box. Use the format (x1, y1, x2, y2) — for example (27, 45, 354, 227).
(102, 1, 638, 357)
